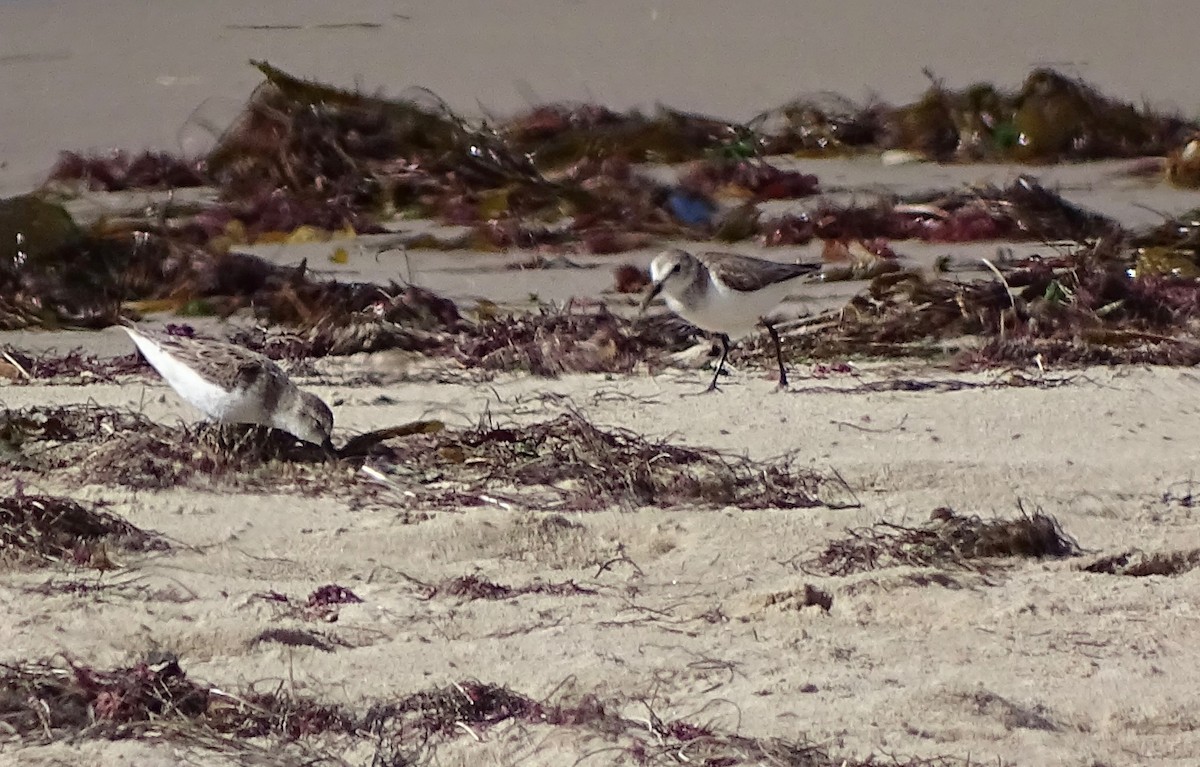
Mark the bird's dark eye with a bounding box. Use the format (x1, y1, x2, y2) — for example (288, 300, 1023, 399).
(670, 263, 681, 274)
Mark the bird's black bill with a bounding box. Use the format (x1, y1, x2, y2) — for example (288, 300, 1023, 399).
(320, 437, 339, 461)
(639, 281, 664, 315)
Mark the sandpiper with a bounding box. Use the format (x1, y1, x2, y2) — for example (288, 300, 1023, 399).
(640, 248, 821, 392)
(119, 324, 335, 451)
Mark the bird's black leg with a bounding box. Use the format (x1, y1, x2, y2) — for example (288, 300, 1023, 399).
(764, 321, 788, 389)
(705, 334, 732, 393)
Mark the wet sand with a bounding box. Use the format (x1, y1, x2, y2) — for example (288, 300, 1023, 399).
(3, 0, 1198, 193)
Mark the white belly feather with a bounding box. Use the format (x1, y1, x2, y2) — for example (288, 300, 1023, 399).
(667, 277, 800, 338)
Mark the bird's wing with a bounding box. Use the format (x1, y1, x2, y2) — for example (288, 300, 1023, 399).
(698, 251, 821, 293)
(183, 339, 286, 392)
(131, 327, 284, 391)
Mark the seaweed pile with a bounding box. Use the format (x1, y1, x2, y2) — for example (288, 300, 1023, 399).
(4, 63, 1200, 370)
(0, 493, 167, 569)
(0, 655, 965, 767)
(805, 506, 1080, 576)
(11, 68, 1190, 191)
(0, 197, 469, 332)
(48, 65, 1200, 201)
(366, 410, 828, 511)
(0, 655, 348, 745)
(447, 302, 692, 376)
(419, 573, 596, 602)
(26, 62, 1199, 256)
(760, 175, 1121, 247)
(1, 404, 829, 511)
(253, 584, 365, 623)
(0, 404, 339, 492)
(1083, 549, 1200, 577)
(766, 224, 1200, 368)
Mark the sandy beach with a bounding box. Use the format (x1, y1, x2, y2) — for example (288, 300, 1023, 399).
(5, 361, 1200, 766)
(4, 3, 1200, 766)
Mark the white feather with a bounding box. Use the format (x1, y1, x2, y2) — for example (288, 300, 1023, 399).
(122, 327, 254, 423)
(650, 253, 807, 338)
(665, 276, 800, 338)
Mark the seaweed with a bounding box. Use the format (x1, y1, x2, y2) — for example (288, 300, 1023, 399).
(45, 150, 206, 193)
(806, 505, 1080, 575)
(419, 573, 596, 602)
(761, 176, 1119, 246)
(206, 60, 556, 239)
(0, 654, 354, 746)
(28, 64, 1189, 264)
(872, 69, 1192, 162)
(3, 404, 829, 512)
(307, 583, 363, 608)
(0, 655, 984, 766)
(773, 233, 1200, 368)
(1006, 69, 1189, 162)
(612, 263, 652, 294)
(754, 93, 889, 155)
(735, 69, 1191, 163)
(367, 409, 828, 511)
(0, 205, 468, 332)
(0, 347, 144, 383)
(8, 65, 1200, 370)
(679, 158, 820, 201)
(249, 627, 342, 653)
(252, 584, 364, 622)
(502, 103, 750, 169)
(451, 301, 691, 376)
(0, 493, 168, 569)
(0, 404, 339, 492)
(1082, 549, 1200, 577)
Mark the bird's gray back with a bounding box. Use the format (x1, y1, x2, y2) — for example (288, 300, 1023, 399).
(697, 252, 820, 293)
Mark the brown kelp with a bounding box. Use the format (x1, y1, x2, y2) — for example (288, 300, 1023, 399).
(806, 506, 1080, 576)
(364, 410, 829, 511)
(0, 493, 168, 569)
(760, 176, 1120, 246)
(36, 64, 1195, 254)
(0, 655, 964, 766)
(1, 404, 828, 511)
(9, 63, 1200, 371)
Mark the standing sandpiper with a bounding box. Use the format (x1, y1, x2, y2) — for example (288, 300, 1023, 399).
(641, 248, 821, 392)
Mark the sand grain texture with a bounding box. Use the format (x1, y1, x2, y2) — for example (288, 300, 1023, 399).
(4, 365, 1200, 766)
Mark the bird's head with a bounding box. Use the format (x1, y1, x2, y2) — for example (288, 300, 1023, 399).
(278, 390, 335, 453)
(639, 249, 698, 314)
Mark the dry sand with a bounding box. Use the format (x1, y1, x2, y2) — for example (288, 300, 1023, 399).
(6, 361, 1200, 766)
(4, 3, 1200, 766)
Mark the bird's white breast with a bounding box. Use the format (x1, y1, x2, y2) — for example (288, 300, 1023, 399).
(667, 276, 799, 338)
